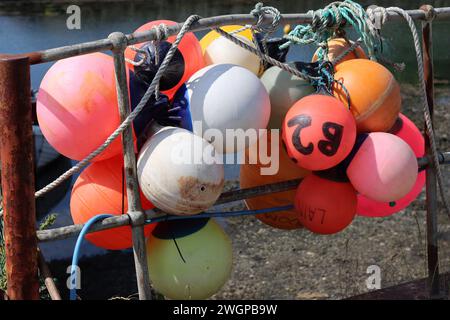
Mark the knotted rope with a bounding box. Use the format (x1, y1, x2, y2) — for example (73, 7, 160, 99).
(281, 0, 381, 61)
(250, 2, 281, 35)
(366, 5, 405, 71)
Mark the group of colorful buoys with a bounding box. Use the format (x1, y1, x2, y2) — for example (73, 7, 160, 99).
(254, 38, 421, 234)
(36, 19, 424, 299)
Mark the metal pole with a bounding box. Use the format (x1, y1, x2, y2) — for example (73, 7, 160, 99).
(420, 4, 440, 299)
(109, 32, 152, 300)
(34, 150, 450, 243)
(22, 7, 450, 65)
(0, 55, 39, 300)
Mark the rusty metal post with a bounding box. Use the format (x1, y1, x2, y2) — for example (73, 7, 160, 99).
(109, 32, 153, 300)
(0, 55, 39, 300)
(420, 5, 440, 299)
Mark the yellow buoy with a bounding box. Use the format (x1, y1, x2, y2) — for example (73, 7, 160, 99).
(199, 25, 253, 53)
(147, 218, 233, 300)
(200, 25, 260, 75)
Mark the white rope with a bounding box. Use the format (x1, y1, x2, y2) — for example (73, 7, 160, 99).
(332, 38, 363, 66)
(125, 46, 147, 66)
(214, 27, 318, 82)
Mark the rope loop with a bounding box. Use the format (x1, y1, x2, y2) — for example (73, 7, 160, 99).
(366, 5, 388, 32)
(250, 2, 281, 35)
(153, 23, 170, 42)
(124, 23, 169, 67)
(125, 46, 147, 66)
(310, 61, 351, 108)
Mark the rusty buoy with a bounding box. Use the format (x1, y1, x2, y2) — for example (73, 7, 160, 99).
(137, 127, 224, 215)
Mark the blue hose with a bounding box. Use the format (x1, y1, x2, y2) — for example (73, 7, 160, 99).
(69, 205, 294, 299)
(69, 214, 113, 300)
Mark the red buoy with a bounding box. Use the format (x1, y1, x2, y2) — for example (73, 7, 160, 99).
(70, 155, 155, 250)
(282, 94, 356, 171)
(295, 174, 357, 234)
(125, 20, 204, 99)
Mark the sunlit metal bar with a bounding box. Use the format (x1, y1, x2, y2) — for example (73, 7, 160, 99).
(35, 151, 449, 243)
(23, 7, 450, 65)
(109, 32, 152, 300)
(36, 179, 302, 242)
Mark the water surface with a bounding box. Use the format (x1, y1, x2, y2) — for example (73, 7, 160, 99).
(1, 0, 449, 88)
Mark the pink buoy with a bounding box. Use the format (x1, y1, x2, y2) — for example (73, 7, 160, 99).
(37, 52, 126, 161)
(347, 132, 418, 203)
(357, 114, 425, 217)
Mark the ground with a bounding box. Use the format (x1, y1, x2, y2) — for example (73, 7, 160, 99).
(48, 84, 450, 300)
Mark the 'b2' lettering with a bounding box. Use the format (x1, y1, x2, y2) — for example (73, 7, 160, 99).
(287, 115, 343, 157)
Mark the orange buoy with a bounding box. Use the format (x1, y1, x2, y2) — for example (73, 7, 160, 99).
(295, 174, 357, 234)
(37, 52, 124, 161)
(70, 155, 155, 250)
(282, 94, 356, 171)
(333, 59, 401, 133)
(240, 131, 310, 230)
(312, 38, 367, 65)
(125, 20, 204, 99)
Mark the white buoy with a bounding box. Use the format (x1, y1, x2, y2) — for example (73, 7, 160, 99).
(260, 64, 315, 129)
(204, 35, 261, 75)
(137, 127, 224, 215)
(186, 64, 271, 154)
